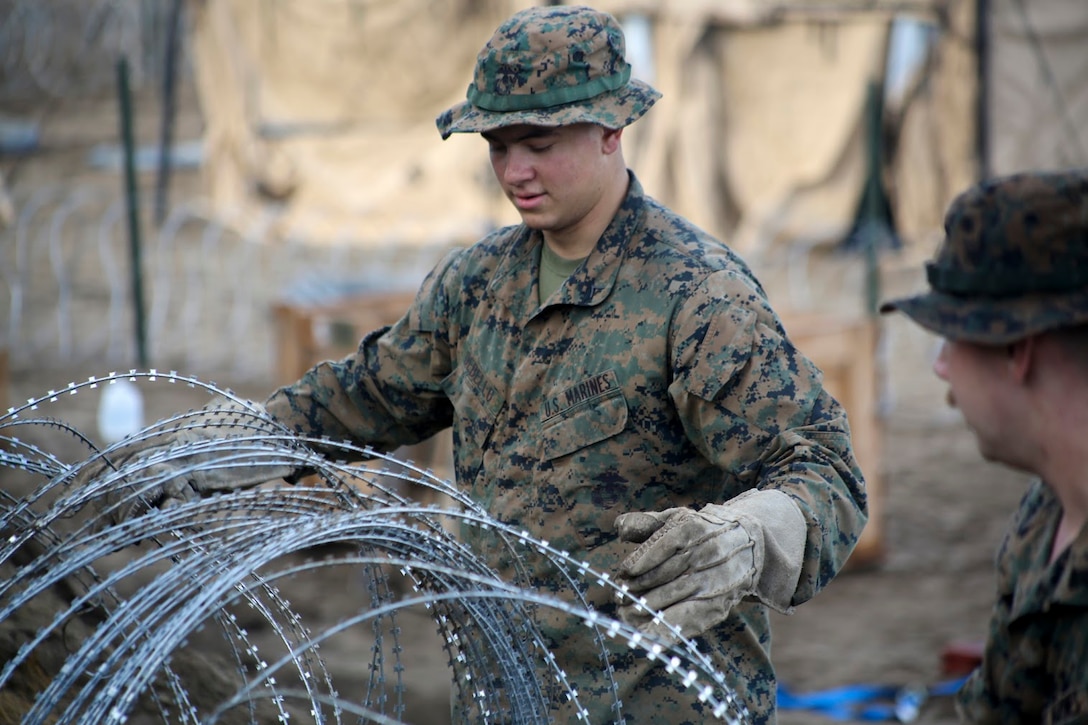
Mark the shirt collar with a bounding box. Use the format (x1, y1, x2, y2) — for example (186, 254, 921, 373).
(1008, 481, 1088, 619)
(486, 172, 648, 317)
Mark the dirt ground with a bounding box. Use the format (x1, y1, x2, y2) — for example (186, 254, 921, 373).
(0, 86, 1033, 724)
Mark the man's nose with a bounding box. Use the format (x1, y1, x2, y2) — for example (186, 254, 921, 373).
(932, 340, 949, 380)
(502, 147, 534, 184)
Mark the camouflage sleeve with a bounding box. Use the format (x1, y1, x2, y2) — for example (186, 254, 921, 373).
(262, 249, 462, 455)
(667, 268, 868, 604)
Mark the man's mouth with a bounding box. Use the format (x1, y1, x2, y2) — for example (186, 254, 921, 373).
(512, 191, 545, 210)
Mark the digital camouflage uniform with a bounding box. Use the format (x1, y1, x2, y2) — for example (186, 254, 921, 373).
(881, 168, 1088, 723)
(262, 5, 868, 723)
(265, 174, 868, 723)
(955, 480, 1088, 723)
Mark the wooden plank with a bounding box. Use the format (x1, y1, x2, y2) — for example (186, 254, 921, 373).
(271, 291, 453, 494)
(272, 291, 418, 384)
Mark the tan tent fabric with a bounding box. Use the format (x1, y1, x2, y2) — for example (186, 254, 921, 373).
(593, 0, 937, 26)
(189, 0, 981, 259)
(886, 0, 979, 254)
(189, 0, 528, 248)
(988, 0, 1088, 175)
(885, 0, 1088, 261)
(608, 11, 891, 258)
(722, 20, 890, 257)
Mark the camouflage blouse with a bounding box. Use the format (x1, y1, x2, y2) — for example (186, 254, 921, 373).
(264, 174, 868, 723)
(957, 479, 1088, 723)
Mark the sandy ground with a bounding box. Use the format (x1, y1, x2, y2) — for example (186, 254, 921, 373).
(0, 86, 1033, 724)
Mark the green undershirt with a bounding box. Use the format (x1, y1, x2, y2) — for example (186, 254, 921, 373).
(539, 242, 586, 304)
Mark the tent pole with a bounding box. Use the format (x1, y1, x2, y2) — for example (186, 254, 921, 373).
(117, 57, 150, 369)
(154, 0, 185, 227)
(975, 0, 990, 180)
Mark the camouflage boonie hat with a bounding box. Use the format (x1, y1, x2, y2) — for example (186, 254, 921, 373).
(435, 5, 660, 140)
(880, 168, 1088, 344)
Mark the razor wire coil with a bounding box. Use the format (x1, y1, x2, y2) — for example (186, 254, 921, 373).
(0, 0, 169, 101)
(0, 371, 751, 724)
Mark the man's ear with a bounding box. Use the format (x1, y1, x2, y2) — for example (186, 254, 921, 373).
(1008, 336, 1036, 383)
(602, 126, 624, 154)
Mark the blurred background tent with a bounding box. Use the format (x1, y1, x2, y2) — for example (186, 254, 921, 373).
(1, 0, 1086, 259)
(0, 0, 1083, 376)
(983, 0, 1088, 176)
(1, 0, 1085, 376)
(187, 0, 520, 250)
(185, 0, 983, 266)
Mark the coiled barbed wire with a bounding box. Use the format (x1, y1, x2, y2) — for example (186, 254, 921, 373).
(0, 371, 751, 724)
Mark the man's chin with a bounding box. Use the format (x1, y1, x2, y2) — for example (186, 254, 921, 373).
(515, 212, 550, 231)
(975, 441, 1026, 472)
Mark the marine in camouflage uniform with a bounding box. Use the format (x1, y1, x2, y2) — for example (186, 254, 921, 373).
(70, 5, 864, 722)
(259, 6, 867, 723)
(881, 168, 1088, 723)
(265, 171, 867, 722)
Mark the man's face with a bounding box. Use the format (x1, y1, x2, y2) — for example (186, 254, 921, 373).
(482, 123, 620, 242)
(932, 338, 1020, 465)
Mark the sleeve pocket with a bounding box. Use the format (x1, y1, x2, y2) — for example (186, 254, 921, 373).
(676, 306, 758, 402)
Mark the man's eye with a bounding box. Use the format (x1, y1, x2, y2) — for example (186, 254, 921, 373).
(528, 143, 553, 153)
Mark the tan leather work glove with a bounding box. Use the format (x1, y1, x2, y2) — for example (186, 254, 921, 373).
(73, 396, 303, 527)
(614, 489, 807, 643)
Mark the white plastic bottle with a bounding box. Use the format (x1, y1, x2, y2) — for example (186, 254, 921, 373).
(96, 378, 145, 443)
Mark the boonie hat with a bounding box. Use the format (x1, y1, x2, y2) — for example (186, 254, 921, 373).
(435, 5, 660, 140)
(880, 168, 1088, 344)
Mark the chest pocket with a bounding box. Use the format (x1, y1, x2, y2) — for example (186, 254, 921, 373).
(536, 387, 628, 553)
(539, 373, 628, 461)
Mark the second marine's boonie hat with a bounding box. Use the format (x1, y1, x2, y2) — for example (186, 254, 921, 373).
(880, 168, 1088, 344)
(435, 5, 660, 140)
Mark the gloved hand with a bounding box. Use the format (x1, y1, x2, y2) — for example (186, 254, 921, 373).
(614, 489, 807, 642)
(73, 395, 304, 527)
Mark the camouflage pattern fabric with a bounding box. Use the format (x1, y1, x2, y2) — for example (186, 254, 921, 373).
(956, 479, 1088, 722)
(880, 168, 1088, 344)
(436, 5, 660, 139)
(264, 174, 868, 723)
